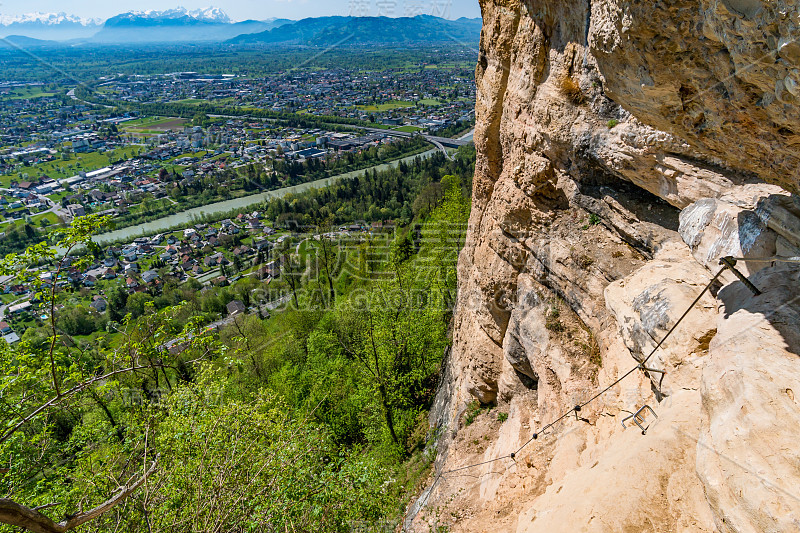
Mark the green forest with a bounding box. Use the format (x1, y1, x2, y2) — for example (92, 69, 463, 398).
(0, 147, 475, 532)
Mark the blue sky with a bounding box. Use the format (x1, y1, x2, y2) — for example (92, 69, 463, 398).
(0, 0, 482, 22)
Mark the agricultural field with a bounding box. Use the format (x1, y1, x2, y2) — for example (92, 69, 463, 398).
(119, 116, 189, 133)
(0, 86, 58, 101)
(357, 100, 416, 112)
(0, 146, 142, 188)
(30, 211, 60, 227)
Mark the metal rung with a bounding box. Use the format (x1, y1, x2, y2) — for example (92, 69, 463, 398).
(720, 256, 762, 296)
(730, 256, 800, 264)
(622, 405, 658, 435)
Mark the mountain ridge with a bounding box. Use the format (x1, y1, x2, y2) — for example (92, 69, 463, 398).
(0, 10, 482, 45)
(229, 15, 482, 46)
(91, 14, 292, 43)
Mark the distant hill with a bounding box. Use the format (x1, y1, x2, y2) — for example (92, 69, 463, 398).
(229, 15, 482, 46)
(91, 8, 293, 43)
(0, 35, 60, 49)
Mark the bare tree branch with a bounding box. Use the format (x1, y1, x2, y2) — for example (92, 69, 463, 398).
(61, 455, 159, 530)
(0, 455, 159, 533)
(0, 498, 60, 533)
(0, 364, 152, 446)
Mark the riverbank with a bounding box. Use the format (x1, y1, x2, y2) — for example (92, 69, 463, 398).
(95, 148, 442, 244)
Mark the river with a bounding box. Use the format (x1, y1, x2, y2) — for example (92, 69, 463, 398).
(96, 148, 440, 244)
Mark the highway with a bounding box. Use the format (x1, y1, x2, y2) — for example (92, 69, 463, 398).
(353, 126, 471, 151)
(207, 115, 472, 156)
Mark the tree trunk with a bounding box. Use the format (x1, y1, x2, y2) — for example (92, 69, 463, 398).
(88, 389, 125, 443)
(379, 384, 399, 445)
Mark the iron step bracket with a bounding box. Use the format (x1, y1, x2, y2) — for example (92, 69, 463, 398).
(720, 256, 762, 296)
(622, 405, 658, 435)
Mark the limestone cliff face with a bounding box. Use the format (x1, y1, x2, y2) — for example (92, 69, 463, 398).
(414, 2, 800, 532)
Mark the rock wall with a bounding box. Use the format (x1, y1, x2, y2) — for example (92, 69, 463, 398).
(412, 1, 800, 531)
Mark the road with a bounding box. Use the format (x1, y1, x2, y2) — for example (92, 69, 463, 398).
(67, 88, 115, 109)
(427, 137, 452, 160)
(208, 113, 471, 156)
(0, 188, 69, 226)
(0, 294, 28, 322)
(349, 126, 471, 156)
(205, 294, 292, 331)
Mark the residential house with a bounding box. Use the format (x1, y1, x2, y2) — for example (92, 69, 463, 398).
(204, 253, 225, 267)
(163, 338, 188, 356)
(261, 259, 281, 279)
(90, 297, 107, 313)
(7, 301, 32, 315)
(253, 239, 272, 251)
(10, 285, 27, 296)
(226, 300, 246, 316)
(67, 204, 86, 217)
(67, 269, 82, 284)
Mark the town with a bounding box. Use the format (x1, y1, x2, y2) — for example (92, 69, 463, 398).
(99, 57, 475, 121)
(0, 58, 474, 233)
(2, 210, 302, 345)
(0, 55, 476, 349)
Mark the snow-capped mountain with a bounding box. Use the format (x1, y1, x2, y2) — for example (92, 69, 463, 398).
(0, 12, 101, 26)
(111, 6, 232, 24)
(0, 12, 102, 40)
(93, 7, 292, 43)
(187, 7, 231, 23)
(0, 6, 292, 43)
